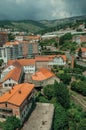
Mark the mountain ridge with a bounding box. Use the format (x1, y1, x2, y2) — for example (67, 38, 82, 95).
(0, 15, 86, 33)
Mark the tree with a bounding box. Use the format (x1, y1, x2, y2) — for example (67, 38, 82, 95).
(59, 33, 72, 46)
(71, 81, 86, 96)
(3, 116, 20, 130)
(77, 119, 86, 130)
(43, 84, 54, 100)
(53, 103, 69, 130)
(54, 81, 70, 109)
(57, 73, 71, 84)
(8, 33, 15, 41)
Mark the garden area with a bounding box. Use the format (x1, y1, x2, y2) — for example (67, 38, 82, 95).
(35, 81, 86, 130)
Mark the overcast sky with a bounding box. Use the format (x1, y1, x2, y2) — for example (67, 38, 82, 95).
(0, 0, 86, 20)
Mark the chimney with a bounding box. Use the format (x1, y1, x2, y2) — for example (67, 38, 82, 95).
(18, 90, 21, 94)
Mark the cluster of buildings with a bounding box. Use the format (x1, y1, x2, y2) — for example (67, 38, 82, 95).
(0, 31, 67, 124)
(0, 30, 86, 126)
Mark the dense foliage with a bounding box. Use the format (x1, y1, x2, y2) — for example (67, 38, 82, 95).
(71, 81, 86, 96)
(57, 73, 71, 85)
(0, 116, 20, 130)
(43, 81, 70, 109)
(53, 104, 69, 130)
(54, 81, 70, 109)
(68, 101, 86, 130)
(59, 33, 72, 46)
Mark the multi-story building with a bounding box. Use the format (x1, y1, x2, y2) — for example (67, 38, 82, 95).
(0, 32, 8, 47)
(0, 40, 39, 63)
(21, 41, 39, 58)
(0, 83, 34, 123)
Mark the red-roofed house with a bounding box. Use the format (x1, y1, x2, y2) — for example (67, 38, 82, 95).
(2, 66, 23, 88)
(35, 55, 66, 69)
(7, 59, 36, 74)
(32, 68, 59, 87)
(0, 83, 34, 123)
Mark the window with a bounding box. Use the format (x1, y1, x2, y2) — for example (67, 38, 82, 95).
(9, 83, 11, 87)
(5, 103, 7, 107)
(4, 84, 7, 87)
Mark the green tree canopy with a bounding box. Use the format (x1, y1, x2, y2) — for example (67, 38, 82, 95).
(54, 81, 70, 109)
(57, 73, 71, 84)
(3, 116, 20, 130)
(59, 33, 72, 45)
(53, 103, 69, 130)
(43, 84, 54, 100)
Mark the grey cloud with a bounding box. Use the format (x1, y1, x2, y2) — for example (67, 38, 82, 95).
(0, 0, 86, 20)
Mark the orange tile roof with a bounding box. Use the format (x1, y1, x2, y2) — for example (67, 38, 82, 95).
(35, 55, 66, 61)
(32, 68, 55, 81)
(7, 60, 21, 68)
(3, 66, 22, 82)
(5, 41, 19, 46)
(0, 83, 34, 106)
(7, 60, 16, 66)
(18, 59, 35, 66)
(7, 59, 35, 66)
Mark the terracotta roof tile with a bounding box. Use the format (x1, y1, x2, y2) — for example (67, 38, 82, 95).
(7, 59, 35, 66)
(5, 41, 19, 46)
(3, 67, 22, 82)
(0, 83, 34, 106)
(32, 68, 55, 81)
(18, 59, 35, 66)
(35, 55, 66, 61)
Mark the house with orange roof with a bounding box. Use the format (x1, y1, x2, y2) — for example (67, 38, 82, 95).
(1, 60, 22, 79)
(7, 59, 36, 74)
(35, 55, 66, 70)
(0, 83, 34, 123)
(1, 66, 23, 88)
(32, 68, 59, 87)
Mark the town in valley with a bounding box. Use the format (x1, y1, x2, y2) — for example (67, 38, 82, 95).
(0, 5, 86, 130)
